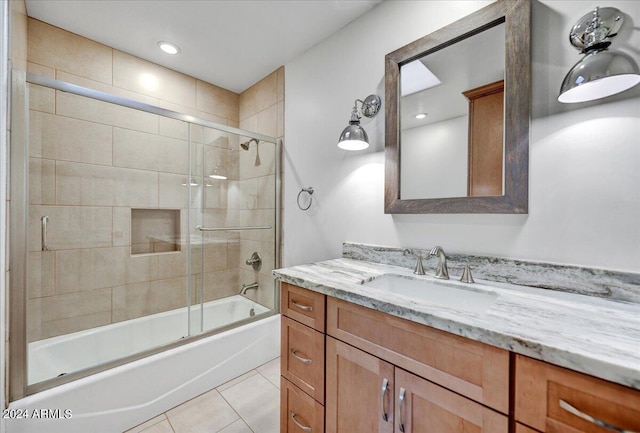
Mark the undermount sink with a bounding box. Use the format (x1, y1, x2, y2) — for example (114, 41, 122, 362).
(362, 274, 498, 314)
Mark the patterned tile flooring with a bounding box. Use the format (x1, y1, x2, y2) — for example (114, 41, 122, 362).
(125, 358, 280, 433)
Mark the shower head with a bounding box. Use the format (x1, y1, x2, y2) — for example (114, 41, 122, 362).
(240, 138, 259, 151)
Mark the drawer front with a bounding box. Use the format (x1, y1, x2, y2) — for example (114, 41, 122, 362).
(281, 377, 325, 433)
(326, 297, 509, 413)
(282, 316, 325, 404)
(515, 354, 640, 433)
(516, 423, 540, 433)
(395, 368, 508, 433)
(281, 283, 326, 332)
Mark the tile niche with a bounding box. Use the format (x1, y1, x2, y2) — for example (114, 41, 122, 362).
(131, 209, 181, 255)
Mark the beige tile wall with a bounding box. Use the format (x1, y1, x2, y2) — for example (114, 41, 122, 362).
(25, 18, 285, 341)
(236, 68, 284, 309)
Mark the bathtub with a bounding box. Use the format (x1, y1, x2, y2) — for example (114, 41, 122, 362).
(7, 296, 280, 433)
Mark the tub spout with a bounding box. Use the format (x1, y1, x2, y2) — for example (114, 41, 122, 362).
(240, 282, 259, 295)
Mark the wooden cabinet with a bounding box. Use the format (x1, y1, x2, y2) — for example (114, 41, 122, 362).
(326, 337, 507, 433)
(327, 297, 509, 413)
(282, 316, 326, 404)
(281, 282, 326, 332)
(516, 423, 540, 433)
(281, 377, 325, 433)
(280, 283, 640, 433)
(280, 285, 327, 433)
(325, 337, 394, 433)
(515, 355, 640, 433)
(394, 368, 508, 433)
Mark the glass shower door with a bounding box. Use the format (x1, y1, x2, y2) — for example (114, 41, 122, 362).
(189, 124, 278, 335)
(25, 82, 192, 385)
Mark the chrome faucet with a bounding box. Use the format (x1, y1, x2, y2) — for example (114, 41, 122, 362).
(240, 282, 259, 295)
(403, 249, 426, 275)
(429, 246, 449, 280)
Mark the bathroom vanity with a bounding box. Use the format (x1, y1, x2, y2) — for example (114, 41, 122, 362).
(275, 257, 640, 433)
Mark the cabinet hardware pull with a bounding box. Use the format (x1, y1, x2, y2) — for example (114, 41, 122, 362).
(290, 349, 313, 364)
(41, 216, 49, 251)
(290, 411, 312, 432)
(292, 300, 313, 311)
(559, 400, 638, 433)
(398, 387, 406, 432)
(196, 224, 271, 232)
(381, 378, 390, 422)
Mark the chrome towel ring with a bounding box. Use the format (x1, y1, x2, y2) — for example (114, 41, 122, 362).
(297, 187, 314, 211)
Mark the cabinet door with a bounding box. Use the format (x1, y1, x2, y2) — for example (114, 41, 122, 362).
(394, 368, 508, 433)
(326, 337, 394, 433)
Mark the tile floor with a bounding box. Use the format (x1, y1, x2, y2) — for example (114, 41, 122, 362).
(125, 357, 280, 433)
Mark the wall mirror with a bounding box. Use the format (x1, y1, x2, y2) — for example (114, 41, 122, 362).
(384, 0, 530, 214)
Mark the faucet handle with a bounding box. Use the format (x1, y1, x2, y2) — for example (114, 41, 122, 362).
(403, 249, 425, 275)
(460, 264, 475, 283)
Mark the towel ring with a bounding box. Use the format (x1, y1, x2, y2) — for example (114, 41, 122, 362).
(297, 187, 314, 211)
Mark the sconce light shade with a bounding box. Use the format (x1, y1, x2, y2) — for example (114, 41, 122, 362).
(559, 50, 640, 103)
(558, 7, 640, 103)
(338, 122, 369, 151)
(337, 94, 381, 151)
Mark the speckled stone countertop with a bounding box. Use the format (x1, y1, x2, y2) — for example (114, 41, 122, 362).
(273, 258, 640, 391)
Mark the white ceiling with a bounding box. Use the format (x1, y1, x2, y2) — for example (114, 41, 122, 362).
(25, 0, 381, 93)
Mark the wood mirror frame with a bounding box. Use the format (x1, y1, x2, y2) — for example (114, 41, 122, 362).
(384, 0, 530, 214)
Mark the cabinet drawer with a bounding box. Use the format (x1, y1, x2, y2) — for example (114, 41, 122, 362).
(327, 297, 509, 413)
(281, 377, 324, 433)
(515, 355, 640, 433)
(282, 316, 325, 404)
(516, 423, 540, 433)
(281, 283, 326, 332)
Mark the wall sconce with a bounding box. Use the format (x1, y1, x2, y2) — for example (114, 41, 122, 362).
(337, 94, 382, 150)
(558, 7, 640, 103)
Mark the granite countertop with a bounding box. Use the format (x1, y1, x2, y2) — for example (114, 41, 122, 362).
(273, 258, 640, 391)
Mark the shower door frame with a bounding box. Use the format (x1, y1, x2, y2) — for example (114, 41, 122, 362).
(9, 70, 282, 400)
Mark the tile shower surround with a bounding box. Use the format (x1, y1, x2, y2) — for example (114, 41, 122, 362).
(25, 18, 283, 341)
(344, 242, 640, 304)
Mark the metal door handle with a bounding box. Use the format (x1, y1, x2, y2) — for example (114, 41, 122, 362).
(290, 349, 312, 364)
(292, 300, 313, 311)
(398, 387, 406, 432)
(196, 224, 271, 232)
(290, 411, 312, 432)
(41, 216, 49, 251)
(381, 378, 390, 422)
(559, 400, 638, 433)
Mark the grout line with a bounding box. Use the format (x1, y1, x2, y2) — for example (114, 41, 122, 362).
(164, 412, 177, 433)
(217, 389, 256, 433)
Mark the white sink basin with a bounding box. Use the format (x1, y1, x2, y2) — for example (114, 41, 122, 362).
(362, 274, 498, 314)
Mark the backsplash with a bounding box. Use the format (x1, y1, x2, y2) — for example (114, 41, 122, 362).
(343, 242, 640, 304)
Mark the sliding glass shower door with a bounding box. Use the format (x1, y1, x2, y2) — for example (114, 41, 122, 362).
(188, 124, 278, 334)
(13, 72, 279, 395)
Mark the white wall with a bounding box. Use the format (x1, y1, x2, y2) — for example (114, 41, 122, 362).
(284, 0, 640, 273)
(401, 115, 468, 199)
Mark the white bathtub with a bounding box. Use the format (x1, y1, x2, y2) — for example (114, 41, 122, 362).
(7, 296, 280, 433)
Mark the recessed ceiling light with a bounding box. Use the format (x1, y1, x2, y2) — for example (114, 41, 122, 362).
(415, 113, 427, 119)
(158, 41, 180, 55)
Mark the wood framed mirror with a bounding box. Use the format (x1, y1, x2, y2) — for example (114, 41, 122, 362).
(384, 0, 530, 214)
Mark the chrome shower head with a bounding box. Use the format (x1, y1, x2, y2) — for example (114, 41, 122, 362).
(240, 138, 258, 151)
